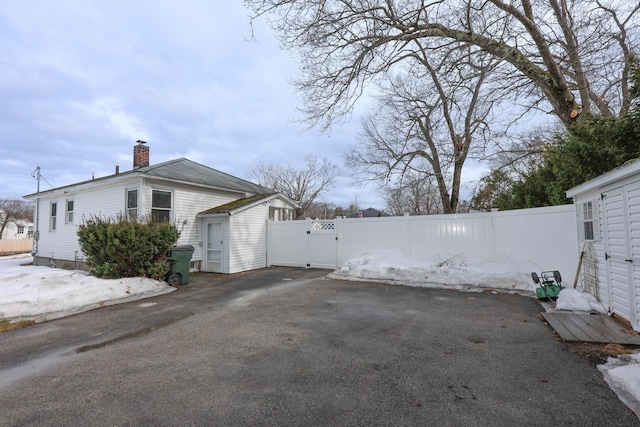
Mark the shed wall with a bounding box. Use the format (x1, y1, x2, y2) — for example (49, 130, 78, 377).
(229, 204, 269, 274)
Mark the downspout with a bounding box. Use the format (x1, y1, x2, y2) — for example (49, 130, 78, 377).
(31, 166, 41, 257)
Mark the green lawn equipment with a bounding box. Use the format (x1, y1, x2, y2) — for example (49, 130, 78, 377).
(531, 270, 564, 300)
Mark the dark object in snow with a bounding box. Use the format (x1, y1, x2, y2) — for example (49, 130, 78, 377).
(532, 270, 564, 300)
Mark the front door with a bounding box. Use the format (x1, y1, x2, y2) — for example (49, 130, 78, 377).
(206, 222, 223, 273)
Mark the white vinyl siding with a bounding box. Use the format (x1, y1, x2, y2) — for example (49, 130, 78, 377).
(168, 183, 247, 263)
(35, 182, 138, 262)
(229, 204, 269, 274)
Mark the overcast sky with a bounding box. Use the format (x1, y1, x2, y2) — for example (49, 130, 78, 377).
(0, 1, 387, 208)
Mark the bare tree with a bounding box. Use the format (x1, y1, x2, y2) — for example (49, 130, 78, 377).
(246, 0, 639, 127)
(251, 155, 338, 218)
(383, 172, 443, 216)
(0, 199, 34, 239)
(345, 45, 499, 213)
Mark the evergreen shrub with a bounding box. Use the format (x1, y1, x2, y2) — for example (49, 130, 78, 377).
(77, 215, 179, 280)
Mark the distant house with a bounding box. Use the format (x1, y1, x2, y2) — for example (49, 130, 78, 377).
(0, 214, 33, 240)
(346, 207, 390, 218)
(23, 143, 298, 274)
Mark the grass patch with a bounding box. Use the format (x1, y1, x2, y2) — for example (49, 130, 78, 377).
(566, 342, 637, 365)
(0, 319, 35, 333)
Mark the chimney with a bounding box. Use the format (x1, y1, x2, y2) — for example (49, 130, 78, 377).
(133, 140, 149, 168)
(115, 165, 120, 174)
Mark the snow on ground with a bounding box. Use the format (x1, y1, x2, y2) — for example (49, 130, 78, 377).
(328, 248, 541, 293)
(0, 254, 174, 322)
(1, 249, 639, 419)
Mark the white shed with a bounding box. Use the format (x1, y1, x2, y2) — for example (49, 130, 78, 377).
(566, 159, 640, 329)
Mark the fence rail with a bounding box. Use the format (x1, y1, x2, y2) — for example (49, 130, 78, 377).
(268, 205, 579, 278)
(0, 239, 33, 255)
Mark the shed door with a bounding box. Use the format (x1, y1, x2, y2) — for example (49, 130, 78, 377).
(205, 222, 223, 273)
(603, 181, 640, 328)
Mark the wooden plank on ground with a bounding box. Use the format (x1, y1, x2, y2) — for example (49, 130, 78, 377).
(576, 314, 637, 343)
(541, 313, 589, 341)
(541, 312, 640, 345)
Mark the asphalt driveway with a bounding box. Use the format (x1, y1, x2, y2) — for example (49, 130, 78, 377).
(0, 267, 637, 426)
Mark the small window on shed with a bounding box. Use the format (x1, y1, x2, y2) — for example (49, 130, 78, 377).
(578, 200, 600, 242)
(583, 202, 594, 240)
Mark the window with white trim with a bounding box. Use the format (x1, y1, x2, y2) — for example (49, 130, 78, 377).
(17, 225, 24, 234)
(50, 202, 57, 231)
(66, 199, 74, 223)
(151, 189, 172, 223)
(578, 199, 600, 242)
(583, 201, 594, 240)
(126, 189, 138, 220)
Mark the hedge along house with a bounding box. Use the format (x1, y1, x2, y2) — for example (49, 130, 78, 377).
(566, 158, 640, 329)
(23, 142, 298, 274)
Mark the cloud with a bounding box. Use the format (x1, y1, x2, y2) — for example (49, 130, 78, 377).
(0, 1, 379, 207)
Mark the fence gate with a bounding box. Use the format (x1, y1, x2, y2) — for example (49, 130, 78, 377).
(267, 218, 337, 270)
(307, 219, 337, 269)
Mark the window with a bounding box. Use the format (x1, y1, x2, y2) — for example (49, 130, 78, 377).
(126, 189, 138, 220)
(50, 202, 57, 231)
(27, 226, 33, 238)
(66, 199, 74, 223)
(152, 189, 172, 223)
(17, 225, 24, 234)
(579, 200, 600, 241)
(582, 202, 594, 240)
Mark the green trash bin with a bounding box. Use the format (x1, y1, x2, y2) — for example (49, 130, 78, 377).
(166, 245, 195, 285)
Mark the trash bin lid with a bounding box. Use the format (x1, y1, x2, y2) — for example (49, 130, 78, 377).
(172, 245, 195, 251)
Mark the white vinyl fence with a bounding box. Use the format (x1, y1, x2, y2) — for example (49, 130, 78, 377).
(268, 205, 579, 278)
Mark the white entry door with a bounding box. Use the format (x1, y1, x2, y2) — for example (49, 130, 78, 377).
(206, 222, 223, 273)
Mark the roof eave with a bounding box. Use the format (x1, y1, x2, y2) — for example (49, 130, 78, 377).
(566, 158, 640, 198)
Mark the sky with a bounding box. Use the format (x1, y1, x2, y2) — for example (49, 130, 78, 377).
(1, 251, 638, 420)
(0, 1, 388, 208)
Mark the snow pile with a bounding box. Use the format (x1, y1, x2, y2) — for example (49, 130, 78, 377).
(328, 249, 539, 293)
(599, 354, 640, 419)
(0, 254, 175, 321)
(555, 288, 607, 313)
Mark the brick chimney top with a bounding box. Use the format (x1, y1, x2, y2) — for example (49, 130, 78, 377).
(133, 140, 149, 168)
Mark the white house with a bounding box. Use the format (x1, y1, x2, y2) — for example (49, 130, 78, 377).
(0, 216, 33, 240)
(23, 143, 298, 274)
(566, 158, 640, 329)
